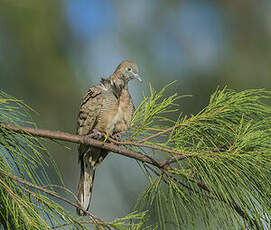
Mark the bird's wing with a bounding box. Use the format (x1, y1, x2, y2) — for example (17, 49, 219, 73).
(76, 84, 108, 214)
(77, 85, 104, 137)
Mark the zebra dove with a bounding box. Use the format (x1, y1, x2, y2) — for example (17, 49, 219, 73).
(76, 61, 142, 215)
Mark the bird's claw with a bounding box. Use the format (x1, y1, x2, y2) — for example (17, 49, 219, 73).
(89, 129, 103, 139)
(112, 132, 122, 142)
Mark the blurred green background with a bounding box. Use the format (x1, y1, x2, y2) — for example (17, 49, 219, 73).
(1, 0, 271, 222)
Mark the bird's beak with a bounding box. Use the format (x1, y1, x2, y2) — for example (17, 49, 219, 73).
(133, 73, 143, 83)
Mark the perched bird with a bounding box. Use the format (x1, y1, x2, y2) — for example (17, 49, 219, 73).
(76, 61, 142, 215)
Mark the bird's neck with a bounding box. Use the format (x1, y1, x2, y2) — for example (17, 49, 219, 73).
(109, 73, 128, 96)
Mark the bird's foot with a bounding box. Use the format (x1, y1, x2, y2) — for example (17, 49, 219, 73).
(112, 132, 123, 142)
(89, 129, 103, 139)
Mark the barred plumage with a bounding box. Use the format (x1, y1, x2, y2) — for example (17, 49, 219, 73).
(76, 61, 142, 215)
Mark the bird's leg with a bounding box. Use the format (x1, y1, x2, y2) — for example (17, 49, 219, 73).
(89, 129, 103, 139)
(111, 132, 123, 142)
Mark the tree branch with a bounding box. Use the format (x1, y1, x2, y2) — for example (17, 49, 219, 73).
(0, 122, 189, 169)
(135, 124, 179, 143)
(0, 122, 256, 227)
(0, 168, 110, 229)
(108, 136, 188, 156)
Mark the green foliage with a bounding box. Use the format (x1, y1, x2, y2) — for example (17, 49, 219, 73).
(131, 82, 183, 140)
(131, 85, 271, 229)
(1, 84, 271, 229)
(0, 91, 146, 230)
(0, 91, 81, 229)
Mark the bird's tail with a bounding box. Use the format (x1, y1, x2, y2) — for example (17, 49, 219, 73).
(76, 156, 95, 216)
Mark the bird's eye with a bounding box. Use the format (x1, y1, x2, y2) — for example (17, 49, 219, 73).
(127, 67, 132, 72)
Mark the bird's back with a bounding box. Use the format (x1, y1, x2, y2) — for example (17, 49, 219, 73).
(77, 79, 119, 137)
(76, 60, 140, 215)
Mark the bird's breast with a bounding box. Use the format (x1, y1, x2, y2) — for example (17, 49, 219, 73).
(95, 89, 133, 136)
(113, 91, 133, 133)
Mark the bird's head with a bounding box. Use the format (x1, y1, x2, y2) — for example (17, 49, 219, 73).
(114, 61, 142, 83)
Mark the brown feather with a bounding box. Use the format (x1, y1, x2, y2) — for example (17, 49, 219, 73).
(76, 61, 140, 215)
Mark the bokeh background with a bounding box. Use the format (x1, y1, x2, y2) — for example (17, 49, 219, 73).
(1, 0, 271, 222)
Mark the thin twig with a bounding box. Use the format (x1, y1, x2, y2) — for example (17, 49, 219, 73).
(42, 184, 80, 204)
(0, 169, 110, 229)
(108, 137, 189, 156)
(0, 122, 259, 228)
(0, 178, 34, 226)
(135, 125, 179, 143)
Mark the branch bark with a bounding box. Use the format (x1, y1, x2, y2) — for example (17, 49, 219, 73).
(0, 122, 256, 227)
(0, 122, 189, 169)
